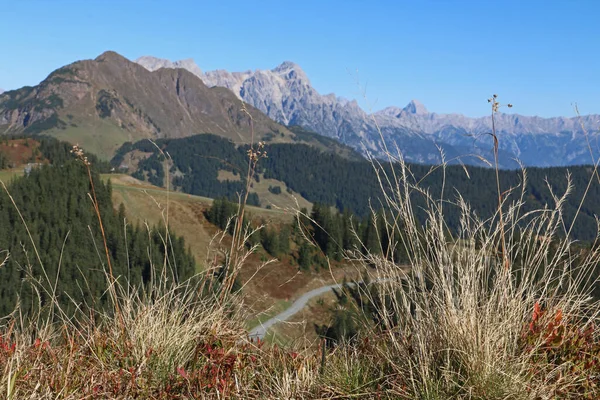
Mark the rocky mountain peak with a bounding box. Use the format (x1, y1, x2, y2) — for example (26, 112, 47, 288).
(171, 58, 203, 77)
(271, 61, 309, 82)
(135, 55, 167, 69)
(129, 55, 600, 166)
(272, 61, 300, 72)
(403, 99, 428, 115)
(135, 56, 203, 77)
(375, 106, 404, 118)
(96, 51, 129, 63)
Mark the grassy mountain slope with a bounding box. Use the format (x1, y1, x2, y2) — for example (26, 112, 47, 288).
(103, 173, 355, 336)
(105, 173, 305, 265)
(0, 135, 336, 339)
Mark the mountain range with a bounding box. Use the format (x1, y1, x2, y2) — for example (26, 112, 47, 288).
(137, 56, 600, 167)
(1, 51, 599, 167)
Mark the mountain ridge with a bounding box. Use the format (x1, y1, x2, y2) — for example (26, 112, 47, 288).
(0, 51, 297, 159)
(136, 55, 600, 167)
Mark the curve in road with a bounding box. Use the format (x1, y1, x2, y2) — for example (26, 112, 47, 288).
(248, 281, 359, 340)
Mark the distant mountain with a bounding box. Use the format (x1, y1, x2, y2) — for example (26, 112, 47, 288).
(137, 56, 451, 164)
(136, 56, 600, 167)
(137, 57, 367, 137)
(135, 56, 204, 78)
(0, 89, 4, 95)
(374, 103, 600, 166)
(0, 52, 296, 159)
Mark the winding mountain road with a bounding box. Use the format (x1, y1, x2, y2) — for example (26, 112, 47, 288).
(248, 275, 405, 339)
(248, 282, 352, 339)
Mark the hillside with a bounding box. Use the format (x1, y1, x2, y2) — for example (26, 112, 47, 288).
(4, 136, 600, 399)
(0, 136, 344, 338)
(0, 158, 195, 317)
(116, 133, 600, 242)
(104, 173, 360, 337)
(0, 137, 45, 168)
(105, 173, 307, 264)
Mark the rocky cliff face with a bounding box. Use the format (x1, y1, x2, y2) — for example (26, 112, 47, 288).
(137, 55, 600, 166)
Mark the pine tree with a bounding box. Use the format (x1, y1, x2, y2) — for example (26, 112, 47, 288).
(298, 242, 312, 270)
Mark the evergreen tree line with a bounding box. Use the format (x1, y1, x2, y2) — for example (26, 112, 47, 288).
(206, 198, 408, 272)
(0, 159, 195, 317)
(261, 143, 600, 242)
(258, 224, 291, 258)
(112, 135, 259, 206)
(115, 134, 600, 242)
(205, 197, 291, 257)
(205, 197, 243, 233)
(37, 135, 112, 172)
(306, 204, 411, 264)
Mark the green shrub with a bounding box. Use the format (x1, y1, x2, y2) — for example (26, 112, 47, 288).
(268, 185, 282, 195)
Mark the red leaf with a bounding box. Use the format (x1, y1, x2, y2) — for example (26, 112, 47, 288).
(533, 301, 542, 322)
(177, 366, 188, 379)
(555, 309, 563, 324)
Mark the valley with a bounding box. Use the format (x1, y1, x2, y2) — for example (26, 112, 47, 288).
(103, 173, 354, 338)
(0, 147, 356, 341)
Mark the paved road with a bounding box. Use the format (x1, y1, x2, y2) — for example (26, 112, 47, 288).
(248, 281, 363, 340)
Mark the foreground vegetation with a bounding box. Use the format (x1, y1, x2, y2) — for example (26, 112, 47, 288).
(2, 100, 600, 398)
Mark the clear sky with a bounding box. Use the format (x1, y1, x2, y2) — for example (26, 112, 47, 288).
(1, 0, 599, 117)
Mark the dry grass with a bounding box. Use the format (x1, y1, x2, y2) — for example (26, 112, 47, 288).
(325, 93, 600, 398)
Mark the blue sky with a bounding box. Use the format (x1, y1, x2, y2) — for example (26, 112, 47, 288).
(1, 0, 598, 117)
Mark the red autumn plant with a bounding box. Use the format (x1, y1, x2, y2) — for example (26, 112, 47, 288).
(521, 301, 600, 398)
